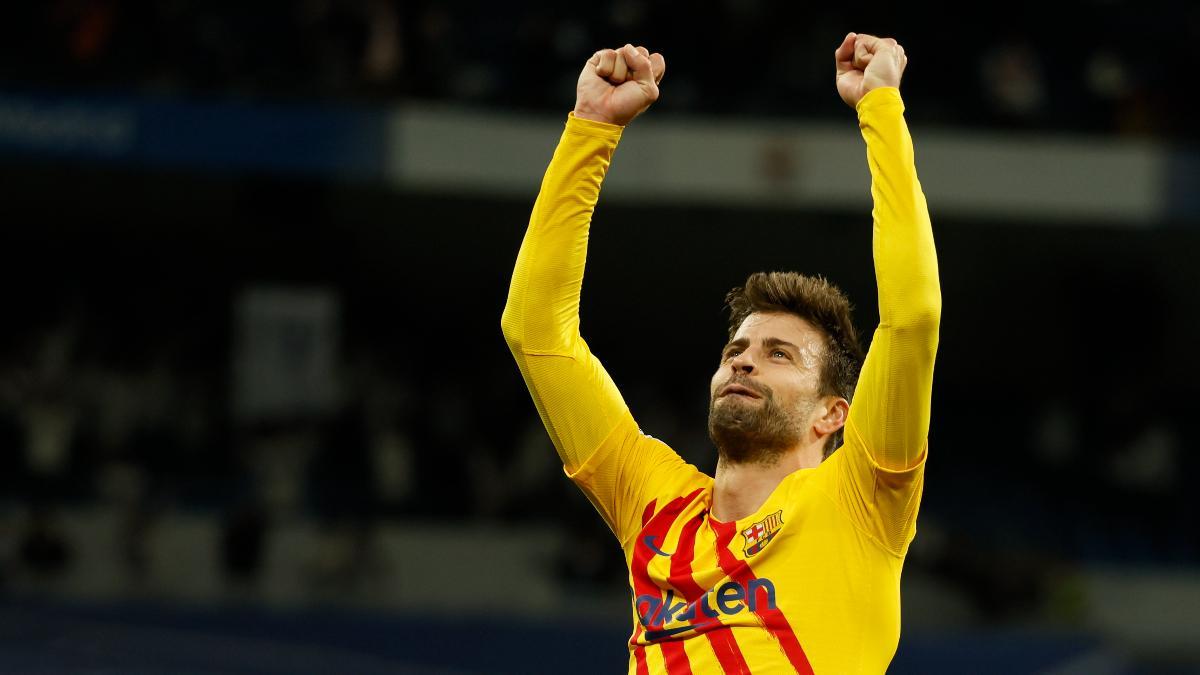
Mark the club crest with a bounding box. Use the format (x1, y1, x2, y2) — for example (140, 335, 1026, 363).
(742, 510, 784, 557)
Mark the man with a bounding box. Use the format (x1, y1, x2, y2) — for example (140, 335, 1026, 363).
(502, 32, 939, 674)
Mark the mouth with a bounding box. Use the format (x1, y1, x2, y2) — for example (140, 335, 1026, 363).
(720, 383, 762, 399)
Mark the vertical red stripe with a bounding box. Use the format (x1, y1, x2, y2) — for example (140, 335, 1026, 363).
(668, 515, 751, 674)
(704, 626, 752, 675)
(628, 488, 704, 675)
(667, 515, 703, 590)
(660, 641, 692, 674)
(634, 646, 649, 675)
(641, 499, 658, 528)
(713, 520, 814, 675)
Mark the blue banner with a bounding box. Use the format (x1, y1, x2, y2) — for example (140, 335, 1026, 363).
(0, 90, 389, 180)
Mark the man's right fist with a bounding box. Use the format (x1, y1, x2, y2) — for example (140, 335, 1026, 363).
(835, 32, 907, 108)
(574, 44, 666, 126)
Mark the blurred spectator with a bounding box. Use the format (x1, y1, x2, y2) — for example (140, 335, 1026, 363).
(221, 501, 267, 585)
(19, 505, 72, 578)
(980, 40, 1047, 127)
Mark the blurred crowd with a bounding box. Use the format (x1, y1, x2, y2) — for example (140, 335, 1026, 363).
(0, 281, 1193, 624)
(0, 284, 635, 599)
(1, 0, 1197, 636)
(0, 1, 1191, 137)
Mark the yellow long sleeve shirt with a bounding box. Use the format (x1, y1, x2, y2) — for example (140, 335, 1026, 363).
(502, 87, 940, 674)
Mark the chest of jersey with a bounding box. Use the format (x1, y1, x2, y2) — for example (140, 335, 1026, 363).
(625, 472, 903, 672)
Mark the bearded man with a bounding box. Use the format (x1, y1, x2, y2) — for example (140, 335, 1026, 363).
(502, 32, 939, 674)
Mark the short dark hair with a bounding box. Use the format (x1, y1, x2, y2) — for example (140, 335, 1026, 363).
(724, 271, 864, 457)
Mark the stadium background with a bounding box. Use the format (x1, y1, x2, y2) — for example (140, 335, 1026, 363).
(1, 2, 1197, 673)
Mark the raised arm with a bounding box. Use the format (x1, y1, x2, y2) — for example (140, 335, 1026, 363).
(500, 45, 666, 470)
(502, 46, 704, 546)
(835, 33, 941, 473)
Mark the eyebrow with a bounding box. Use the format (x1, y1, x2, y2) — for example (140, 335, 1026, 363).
(722, 337, 801, 354)
(763, 337, 801, 352)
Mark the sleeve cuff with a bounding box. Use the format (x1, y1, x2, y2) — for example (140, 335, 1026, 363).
(855, 87, 904, 117)
(566, 112, 625, 141)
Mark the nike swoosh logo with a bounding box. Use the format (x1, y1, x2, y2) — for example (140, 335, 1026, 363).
(645, 621, 714, 640)
(643, 535, 672, 557)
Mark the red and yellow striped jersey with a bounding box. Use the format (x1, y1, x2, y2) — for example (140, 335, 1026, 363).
(503, 87, 940, 674)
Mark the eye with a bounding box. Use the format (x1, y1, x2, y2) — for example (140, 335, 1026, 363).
(772, 350, 790, 359)
(723, 348, 742, 360)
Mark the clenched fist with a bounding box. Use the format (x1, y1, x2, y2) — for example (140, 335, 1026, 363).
(574, 44, 666, 126)
(835, 33, 907, 108)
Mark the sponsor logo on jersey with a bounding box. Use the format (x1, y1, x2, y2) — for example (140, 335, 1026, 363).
(634, 578, 777, 641)
(642, 535, 673, 557)
(742, 510, 783, 557)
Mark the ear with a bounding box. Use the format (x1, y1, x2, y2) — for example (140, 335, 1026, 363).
(813, 396, 849, 438)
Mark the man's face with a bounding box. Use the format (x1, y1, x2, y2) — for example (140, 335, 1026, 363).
(708, 312, 826, 465)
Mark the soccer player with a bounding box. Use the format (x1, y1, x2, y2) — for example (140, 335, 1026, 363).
(502, 33, 939, 674)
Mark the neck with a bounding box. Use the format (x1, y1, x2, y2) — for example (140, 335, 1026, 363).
(710, 442, 824, 522)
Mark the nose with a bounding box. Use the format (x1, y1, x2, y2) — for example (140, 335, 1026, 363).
(729, 349, 756, 374)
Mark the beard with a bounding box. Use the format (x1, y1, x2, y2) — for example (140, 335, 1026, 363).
(708, 377, 810, 467)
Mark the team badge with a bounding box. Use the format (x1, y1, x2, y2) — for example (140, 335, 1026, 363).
(742, 510, 784, 557)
